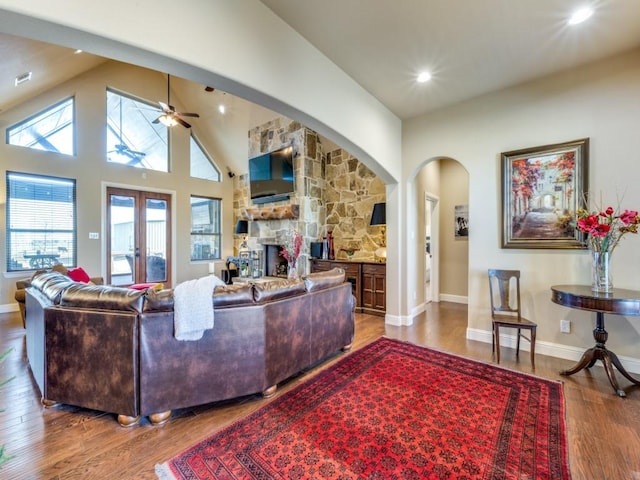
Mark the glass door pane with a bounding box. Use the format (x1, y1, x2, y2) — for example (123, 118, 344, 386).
(109, 193, 136, 286)
(145, 198, 167, 283)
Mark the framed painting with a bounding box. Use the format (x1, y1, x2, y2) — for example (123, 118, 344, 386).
(501, 138, 589, 249)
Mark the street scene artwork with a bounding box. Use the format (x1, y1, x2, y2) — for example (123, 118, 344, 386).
(502, 139, 589, 249)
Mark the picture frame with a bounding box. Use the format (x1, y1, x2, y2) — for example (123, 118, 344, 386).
(455, 205, 469, 238)
(501, 138, 589, 249)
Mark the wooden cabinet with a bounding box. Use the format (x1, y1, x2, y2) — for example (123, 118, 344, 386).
(310, 259, 385, 316)
(361, 263, 386, 315)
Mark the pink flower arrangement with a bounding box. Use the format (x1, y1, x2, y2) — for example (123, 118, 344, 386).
(576, 205, 639, 253)
(280, 229, 303, 265)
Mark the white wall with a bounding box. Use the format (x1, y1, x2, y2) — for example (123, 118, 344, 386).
(404, 48, 640, 362)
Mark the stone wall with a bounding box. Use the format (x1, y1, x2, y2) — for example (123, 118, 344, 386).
(234, 116, 386, 273)
(324, 148, 386, 261)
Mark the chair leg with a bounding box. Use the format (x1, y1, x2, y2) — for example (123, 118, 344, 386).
(530, 327, 536, 368)
(492, 322, 495, 352)
(516, 328, 521, 357)
(494, 324, 501, 364)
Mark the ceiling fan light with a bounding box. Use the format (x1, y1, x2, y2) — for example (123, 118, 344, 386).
(158, 113, 178, 127)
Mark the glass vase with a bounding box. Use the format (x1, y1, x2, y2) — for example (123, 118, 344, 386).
(287, 261, 298, 280)
(592, 250, 613, 293)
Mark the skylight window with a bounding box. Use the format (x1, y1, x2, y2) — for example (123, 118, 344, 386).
(106, 88, 168, 172)
(6, 97, 75, 155)
(190, 134, 221, 181)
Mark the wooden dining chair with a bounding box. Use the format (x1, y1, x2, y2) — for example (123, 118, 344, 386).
(488, 269, 537, 367)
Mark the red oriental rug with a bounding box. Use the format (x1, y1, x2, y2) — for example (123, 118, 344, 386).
(156, 337, 570, 480)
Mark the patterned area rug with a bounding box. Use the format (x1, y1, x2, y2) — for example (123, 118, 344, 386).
(156, 337, 570, 480)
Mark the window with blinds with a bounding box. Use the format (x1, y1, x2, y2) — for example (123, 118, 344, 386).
(6, 172, 77, 272)
(190, 195, 221, 261)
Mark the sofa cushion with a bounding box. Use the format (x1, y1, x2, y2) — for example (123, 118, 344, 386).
(67, 266, 91, 283)
(253, 278, 306, 304)
(303, 268, 346, 292)
(213, 284, 255, 308)
(60, 283, 147, 312)
(30, 271, 75, 304)
(143, 288, 174, 312)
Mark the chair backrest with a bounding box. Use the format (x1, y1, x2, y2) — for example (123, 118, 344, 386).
(487, 269, 521, 319)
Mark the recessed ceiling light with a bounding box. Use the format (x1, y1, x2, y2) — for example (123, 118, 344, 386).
(74, 49, 83, 54)
(417, 71, 432, 83)
(218, 104, 226, 114)
(568, 7, 594, 25)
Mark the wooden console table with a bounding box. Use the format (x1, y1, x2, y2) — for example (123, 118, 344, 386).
(310, 259, 386, 316)
(551, 284, 640, 397)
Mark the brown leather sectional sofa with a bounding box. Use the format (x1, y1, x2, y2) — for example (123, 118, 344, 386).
(24, 268, 354, 427)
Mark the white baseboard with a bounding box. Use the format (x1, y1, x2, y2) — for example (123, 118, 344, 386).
(0, 303, 19, 314)
(439, 294, 468, 304)
(467, 327, 640, 374)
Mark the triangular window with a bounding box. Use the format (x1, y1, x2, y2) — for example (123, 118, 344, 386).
(6, 97, 75, 155)
(190, 134, 220, 181)
(106, 88, 169, 172)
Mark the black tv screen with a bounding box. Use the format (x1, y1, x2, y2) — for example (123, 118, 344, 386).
(249, 146, 294, 204)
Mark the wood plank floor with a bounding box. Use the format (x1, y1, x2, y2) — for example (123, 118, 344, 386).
(1, 302, 639, 479)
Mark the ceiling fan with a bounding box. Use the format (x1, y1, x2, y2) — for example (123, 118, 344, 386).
(153, 74, 200, 129)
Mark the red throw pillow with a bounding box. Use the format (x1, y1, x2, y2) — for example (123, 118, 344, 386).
(128, 282, 163, 291)
(67, 267, 91, 283)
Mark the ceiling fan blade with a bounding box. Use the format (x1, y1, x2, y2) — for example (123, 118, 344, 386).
(158, 101, 172, 112)
(152, 117, 161, 124)
(176, 117, 191, 129)
(178, 112, 200, 118)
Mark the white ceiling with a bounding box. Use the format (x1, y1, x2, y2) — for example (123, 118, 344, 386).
(259, 0, 640, 119)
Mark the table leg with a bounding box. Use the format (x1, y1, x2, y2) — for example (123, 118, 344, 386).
(560, 312, 639, 397)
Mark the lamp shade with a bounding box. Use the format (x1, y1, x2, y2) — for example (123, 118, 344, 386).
(235, 220, 249, 234)
(370, 203, 386, 226)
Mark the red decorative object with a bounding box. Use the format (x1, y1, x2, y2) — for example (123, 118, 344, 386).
(67, 267, 91, 283)
(156, 338, 569, 480)
(328, 230, 335, 260)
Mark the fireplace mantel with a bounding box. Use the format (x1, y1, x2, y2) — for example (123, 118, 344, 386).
(240, 204, 299, 221)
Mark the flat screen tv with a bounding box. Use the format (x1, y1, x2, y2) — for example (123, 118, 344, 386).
(249, 146, 294, 204)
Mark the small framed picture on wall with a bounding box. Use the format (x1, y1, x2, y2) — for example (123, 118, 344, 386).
(455, 205, 469, 238)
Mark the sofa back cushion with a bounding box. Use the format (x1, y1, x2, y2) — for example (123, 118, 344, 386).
(303, 268, 346, 292)
(60, 283, 147, 312)
(253, 278, 306, 304)
(213, 284, 255, 308)
(30, 271, 75, 304)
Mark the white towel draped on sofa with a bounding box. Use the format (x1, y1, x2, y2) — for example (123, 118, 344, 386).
(173, 275, 225, 341)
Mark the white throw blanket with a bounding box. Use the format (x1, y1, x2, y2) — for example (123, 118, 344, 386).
(173, 275, 225, 341)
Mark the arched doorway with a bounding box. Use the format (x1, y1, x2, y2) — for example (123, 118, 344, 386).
(414, 157, 469, 312)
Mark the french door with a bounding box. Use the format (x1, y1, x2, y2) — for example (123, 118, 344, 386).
(107, 187, 172, 287)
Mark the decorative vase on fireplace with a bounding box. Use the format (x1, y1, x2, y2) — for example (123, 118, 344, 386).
(287, 260, 298, 280)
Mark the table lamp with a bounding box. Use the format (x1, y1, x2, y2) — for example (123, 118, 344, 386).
(235, 220, 249, 252)
(370, 202, 386, 261)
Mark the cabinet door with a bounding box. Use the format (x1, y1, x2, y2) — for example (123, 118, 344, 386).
(362, 264, 386, 315)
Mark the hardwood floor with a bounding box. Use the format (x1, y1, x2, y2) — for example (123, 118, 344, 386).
(1, 302, 639, 479)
